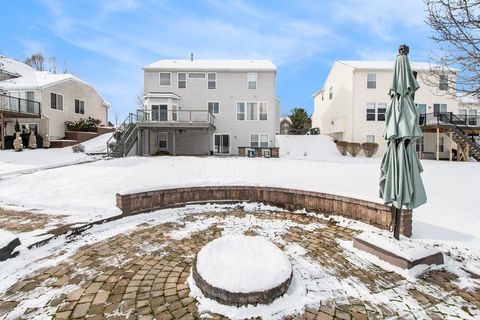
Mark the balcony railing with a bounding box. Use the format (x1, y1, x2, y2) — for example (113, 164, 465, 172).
(0, 93, 41, 117)
(137, 109, 215, 127)
(419, 112, 480, 128)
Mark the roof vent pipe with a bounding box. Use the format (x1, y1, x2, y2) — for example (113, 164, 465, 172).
(190, 53, 193, 61)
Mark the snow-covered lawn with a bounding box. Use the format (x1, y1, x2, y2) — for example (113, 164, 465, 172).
(0, 135, 479, 277)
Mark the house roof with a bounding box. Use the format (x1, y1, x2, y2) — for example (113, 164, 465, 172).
(0, 56, 36, 77)
(0, 71, 89, 90)
(337, 60, 456, 72)
(144, 59, 276, 71)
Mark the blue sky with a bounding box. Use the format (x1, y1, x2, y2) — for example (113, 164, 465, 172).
(0, 0, 433, 121)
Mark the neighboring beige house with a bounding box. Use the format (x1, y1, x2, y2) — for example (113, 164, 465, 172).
(279, 117, 291, 134)
(122, 59, 280, 157)
(312, 60, 480, 160)
(0, 56, 110, 143)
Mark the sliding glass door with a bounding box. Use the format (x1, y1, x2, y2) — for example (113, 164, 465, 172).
(214, 134, 230, 154)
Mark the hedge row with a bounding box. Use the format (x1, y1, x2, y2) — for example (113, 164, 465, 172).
(336, 141, 379, 157)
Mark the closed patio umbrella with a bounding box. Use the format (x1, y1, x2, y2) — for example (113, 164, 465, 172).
(379, 45, 427, 239)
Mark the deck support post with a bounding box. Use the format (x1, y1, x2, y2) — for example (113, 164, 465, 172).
(0, 113, 4, 150)
(172, 130, 176, 156)
(449, 130, 453, 161)
(436, 128, 440, 161)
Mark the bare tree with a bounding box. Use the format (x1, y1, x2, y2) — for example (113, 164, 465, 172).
(113, 111, 119, 127)
(424, 0, 480, 101)
(24, 52, 45, 71)
(48, 56, 57, 74)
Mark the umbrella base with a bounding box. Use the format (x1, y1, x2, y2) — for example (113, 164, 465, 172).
(353, 232, 444, 270)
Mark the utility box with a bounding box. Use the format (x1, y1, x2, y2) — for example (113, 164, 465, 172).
(247, 149, 255, 157)
(262, 149, 271, 158)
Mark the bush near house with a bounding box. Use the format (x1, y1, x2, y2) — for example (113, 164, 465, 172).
(347, 143, 362, 157)
(65, 117, 101, 132)
(336, 141, 349, 156)
(362, 143, 379, 158)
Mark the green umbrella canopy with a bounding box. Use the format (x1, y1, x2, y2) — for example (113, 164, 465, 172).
(379, 50, 427, 210)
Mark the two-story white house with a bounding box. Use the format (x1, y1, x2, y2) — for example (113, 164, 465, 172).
(134, 59, 280, 156)
(0, 56, 110, 147)
(312, 60, 480, 160)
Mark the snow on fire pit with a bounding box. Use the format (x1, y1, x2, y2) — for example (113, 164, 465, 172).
(192, 235, 293, 306)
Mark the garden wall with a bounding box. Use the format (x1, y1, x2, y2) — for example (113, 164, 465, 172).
(116, 186, 412, 236)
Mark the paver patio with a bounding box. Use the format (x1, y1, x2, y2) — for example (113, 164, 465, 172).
(0, 207, 479, 319)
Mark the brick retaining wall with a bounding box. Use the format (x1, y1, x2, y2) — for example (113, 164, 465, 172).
(116, 186, 412, 237)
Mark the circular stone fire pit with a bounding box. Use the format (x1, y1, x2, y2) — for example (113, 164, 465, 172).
(192, 235, 293, 306)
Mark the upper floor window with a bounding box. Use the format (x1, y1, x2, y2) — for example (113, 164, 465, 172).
(247, 102, 258, 120)
(50, 92, 63, 110)
(367, 73, 376, 89)
(178, 72, 186, 88)
(189, 72, 205, 79)
(75, 99, 85, 114)
(247, 73, 257, 89)
(439, 75, 448, 91)
(236, 102, 245, 120)
(377, 102, 387, 121)
(208, 102, 219, 114)
(433, 103, 447, 115)
(159, 72, 171, 86)
(208, 73, 216, 89)
(366, 102, 376, 121)
(329, 86, 333, 100)
(321, 90, 324, 101)
(259, 102, 268, 120)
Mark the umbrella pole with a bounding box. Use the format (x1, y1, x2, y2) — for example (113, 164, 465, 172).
(393, 207, 402, 240)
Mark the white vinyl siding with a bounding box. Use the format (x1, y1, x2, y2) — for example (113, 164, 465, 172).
(189, 72, 205, 79)
(159, 73, 171, 86)
(50, 92, 63, 110)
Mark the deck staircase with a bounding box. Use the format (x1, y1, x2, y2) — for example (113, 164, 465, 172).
(107, 113, 138, 157)
(435, 113, 480, 161)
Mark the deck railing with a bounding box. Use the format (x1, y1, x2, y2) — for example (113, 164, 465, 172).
(138, 109, 215, 126)
(0, 93, 41, 116)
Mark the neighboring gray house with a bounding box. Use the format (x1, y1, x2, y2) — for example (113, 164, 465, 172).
(0, 56, 110, 144)
(132, 59, 280, 156)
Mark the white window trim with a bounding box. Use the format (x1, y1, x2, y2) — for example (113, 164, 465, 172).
(177, 72, 187, 89)
(159, 72, 172, 87)
(188, 72, 206, 79)
(74, 98, 85, 114)
(366, 102, 376, 121)
(236, 101, 268, 121)
(208, 101, 220, 114)
(207, 72, 216, 90)
(50, 91, 64, 111)
(250, 133, 269, 148)
(247, 72, 257, 90)
(158, 131, 168, 150)
(367, 73, 376, 89)
(213, 133, 231, 155)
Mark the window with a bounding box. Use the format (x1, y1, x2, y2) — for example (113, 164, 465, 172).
(236, 102, 245, 120)
(21, 123, 38, 134)
(416, 137, 424, 152)
(367, 73, 376, 89)
(189, 72, 205, 79)
(159, 73, 171, 86)
(439, 75, 448, 91)
(178, 72, 186, 88)
(250, 134, 269, 147)
(439, 136, 444, 152)
(158, 132, 168, 149)
(469, 109, 477, 126)
(366, 102, 376, 121)
(75, 99, 85, 114)
(321, 91, 324, 101)
(433, 103, 447, 116)
(247, 73, 257, 89)
(208, 73, 216, 89)
(208, 102, 219, 114)
(247, 102, 258, 120)
(366, 135, 375, 143)
(417, 103, 427, 125)
(329, 86, 333, 100)
(259, 102, 268, 120)
(50, 92, 63, 110)
(377, 103, 387, 121)
(26, 91, 35, 113)
(151, 105, 159, 121)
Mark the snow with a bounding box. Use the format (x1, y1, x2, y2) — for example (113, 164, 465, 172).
(80, 132, 114, 154)
(144, 59, 276, 71)
(276, 135, 342, 160)
(196, 235, 292, 293)
(0, 148, 96, 177)
(355, 231, 441, 261)
(0, 229, 18, 249)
